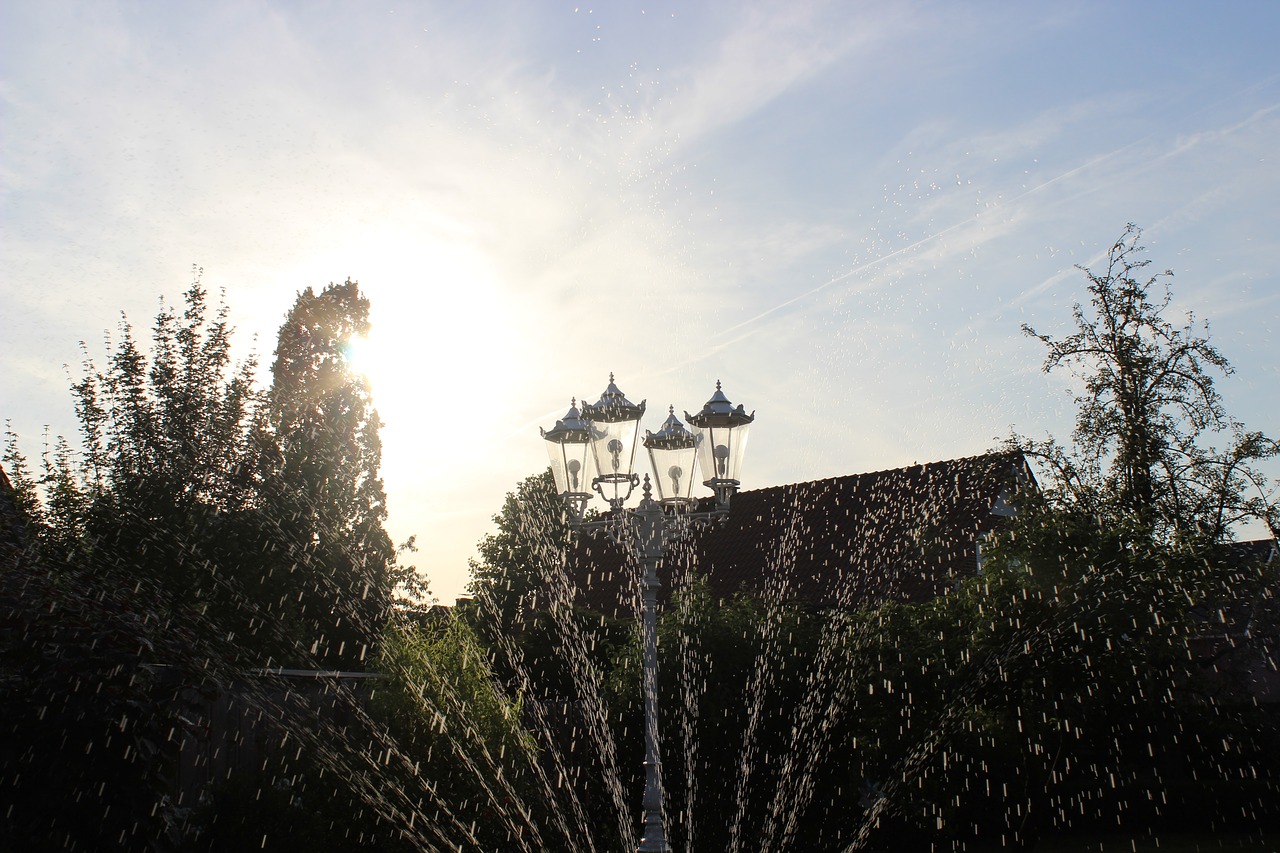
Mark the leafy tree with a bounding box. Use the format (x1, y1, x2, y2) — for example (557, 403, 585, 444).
(369, 612, 548, 850)
(925, 224, 1280, 845)
(4, 272, 268, 644)
(1, 271, 417, 849)
(649, 579, 862, 853)
(0, 273, 261, 849)
(465, 469, 603, 698)
(467, 470, 569, 630)
(831, 227, 1280, 849)
(468, 472, 666, 849)
(1005, 227, 1278, 791)
(1018, 223, 1278, 541)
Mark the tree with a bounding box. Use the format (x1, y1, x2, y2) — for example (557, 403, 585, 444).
(0, 271, 263, 850)
(369, 612, 547, 851)
(943, 224, 1280, 844)
(1019, 223, 1278, 541)
(257, 279, 398, 667)
(1, 272, 417, 849)
(467, 470, 570, 635)
(5, 271, 267, 639)
(841, 229, 1280, 848)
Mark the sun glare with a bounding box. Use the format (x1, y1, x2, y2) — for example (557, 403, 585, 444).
(321, 230, 529, 482)
(342, 335, 380, 381)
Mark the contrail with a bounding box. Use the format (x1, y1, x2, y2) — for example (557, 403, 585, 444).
(713, 92, 1280, 348)
(714, 146, 1139, 344)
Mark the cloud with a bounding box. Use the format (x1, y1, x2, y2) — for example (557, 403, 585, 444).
(655, 4, 907, 145)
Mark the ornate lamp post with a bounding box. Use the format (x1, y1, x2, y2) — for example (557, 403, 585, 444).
(541, 375, 754, 853)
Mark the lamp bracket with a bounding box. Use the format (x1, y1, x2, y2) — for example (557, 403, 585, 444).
(593, 472, 640, 511)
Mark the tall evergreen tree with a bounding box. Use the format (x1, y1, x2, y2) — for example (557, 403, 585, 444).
(259, 279, 396, 668)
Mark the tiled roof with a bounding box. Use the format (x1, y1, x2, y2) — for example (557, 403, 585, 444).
(1226, 538, 1278, 567)
(567, 452, 1030, 618)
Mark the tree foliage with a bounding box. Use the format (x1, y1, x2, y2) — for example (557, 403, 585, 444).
(4, 273, 405, 667)
(370, 613, 544, 849)
(839, 227, 1280, 847)
(934, 223, 1280, 844)
(257, 279, 398, 667)
(1018, 223, 1278, 541)
(465, 469, 597, 696)
(0, 271, 414, 849)
(265, 280, 391, 565)
(0, 273, 265, 849)
(467, 470, 569, 623)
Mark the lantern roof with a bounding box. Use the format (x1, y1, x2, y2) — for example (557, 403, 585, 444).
(644, 406, 697, 450)
(541, 398, 592, 443)
(686, 380, 754, 428)
(582, 373, 645, 423)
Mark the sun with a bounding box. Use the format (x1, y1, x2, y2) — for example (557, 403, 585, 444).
(340, 335, 379, 381)
(325, 232, 529, 481)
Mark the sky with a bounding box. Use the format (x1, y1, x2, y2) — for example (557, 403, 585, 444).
(3, 1, 1278, 604)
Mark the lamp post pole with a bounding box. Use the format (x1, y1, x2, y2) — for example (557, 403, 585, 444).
(541, 377, 754, 853)
(634, 480, 669, 852)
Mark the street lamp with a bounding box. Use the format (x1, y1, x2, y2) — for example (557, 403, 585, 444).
(581, 374, 646, 510)
(644, 407, 699, 507)
(540, 398, 596, 521)
(686, 380, 755, 512)
(541, 375, 754, 853)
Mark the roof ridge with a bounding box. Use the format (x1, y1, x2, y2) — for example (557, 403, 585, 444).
(740, 450, 1020, 496)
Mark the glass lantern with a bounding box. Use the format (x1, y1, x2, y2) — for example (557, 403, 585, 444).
(685, 380, 754, 509)
(581, 374, 646, 509)
(541, 398, 596, 519)
(643, 406, 700, 506)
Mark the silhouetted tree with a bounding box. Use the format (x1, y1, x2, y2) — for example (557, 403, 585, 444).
(467, 470, 568, 633)
(258, 280, 396, 667)
(902, 225, 1280, 846)
(836, 228, 1279, 849)
(0, 271, 260, 849)
(1, 272, 416, 850)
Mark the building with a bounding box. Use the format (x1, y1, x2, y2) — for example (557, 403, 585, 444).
(567, 451, 1032, 618)
(561, 449, 1280, 706)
